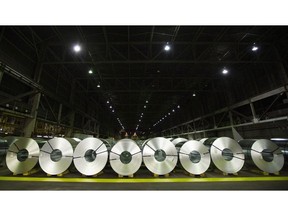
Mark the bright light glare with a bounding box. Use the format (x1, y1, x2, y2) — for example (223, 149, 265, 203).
(193, 93, 196, 97)
(97, 84, 101, 88)
(164, 44, 170, 51)
(222, 69, 228, 75)
(252, 46, 258, 51)
(88, 70, 93, 74)
(73, 44, 81, 52)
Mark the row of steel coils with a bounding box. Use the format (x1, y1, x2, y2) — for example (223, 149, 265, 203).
(1, 136, 287, 176)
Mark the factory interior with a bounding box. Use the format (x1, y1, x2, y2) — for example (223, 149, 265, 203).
(2, 2, 288, 216)
(1, 25, 288, 191)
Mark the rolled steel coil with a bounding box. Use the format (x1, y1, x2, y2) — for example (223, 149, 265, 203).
(210, 137, 245, 174)
(39, 137, 73, 175)
(73, 137, 108, 176)
(109, 139, 142, 176)
(142, 137, 178, 175)
(179, 140, 211, 175)
(172, 137, 188, 146)
(199, 138, 209, 144)
(239, 139, 284, 173)
(5, 137, 40, 174)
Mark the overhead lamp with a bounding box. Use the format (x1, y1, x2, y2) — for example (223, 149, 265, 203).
(164, 43, 170, 51)
(97, 83, 101, 88)
(222, 69, 229, 75)
(252, 45, 258, 51)
(144, 105, 147, 108)
(177, 105, 180, 109)
(73, 44, 81, 52)
(141, 113, 144, 115)
(165, 115, 167, 117)
(107, 100, 110, 104)
(88, 70, 93, 74)
(172, 109, 175, 112)
(193, 93, 196, 97)
(146, 100, 149, 103)
(168, 112, 170, 115)
(112, 110, 115, 113)
(109, 106, 112, 109)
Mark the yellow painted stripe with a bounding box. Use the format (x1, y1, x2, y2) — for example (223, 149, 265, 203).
(0, 176, 288, 183)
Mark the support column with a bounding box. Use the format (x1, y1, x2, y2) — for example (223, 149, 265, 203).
(0, 64, 4, 85)
(22, 45, 46, 137)
(57, 104, 62, 124)
(23, 93, 41, 137)
(249, 102, 259, 123)
(65, 111, 75, 137)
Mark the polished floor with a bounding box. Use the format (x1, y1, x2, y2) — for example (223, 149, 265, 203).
(1, 165, 288, 190)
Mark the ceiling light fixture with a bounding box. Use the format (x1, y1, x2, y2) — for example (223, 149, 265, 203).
(193, 93, 196, 97)
(73, 44, 81, 52)
(164, 43, 170, 51)
(222, 68, 229, 75)
(177, 105, 180, 109)
(252, 45, 258, 51)
(88, 70, 93, 74)
(97, 83, 101, 88)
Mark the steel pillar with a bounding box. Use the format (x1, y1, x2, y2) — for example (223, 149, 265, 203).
(23, 93, 41, 137)
(249, 102, 259, 123)
(65, 111, 75, 137)
(0, 65, 4, 85)
(57, 104, 62, 124)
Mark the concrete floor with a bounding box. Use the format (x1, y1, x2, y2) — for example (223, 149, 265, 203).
(1, 180, 288, 190)
(1, 165, 288, 190)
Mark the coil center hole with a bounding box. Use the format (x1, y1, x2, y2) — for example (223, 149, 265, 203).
(222, 148, 233, 161)
(154, 149, 166, 162)
(120, 151, 132, 164)
(189, 150, 201, 163)
(261, 149, 274, 162)
(17, 149, 29, 162)
(84, 149, 97, 162)
(50, 149, 62, 162)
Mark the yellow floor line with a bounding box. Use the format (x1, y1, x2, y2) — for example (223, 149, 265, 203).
(1, 176, 288, 183)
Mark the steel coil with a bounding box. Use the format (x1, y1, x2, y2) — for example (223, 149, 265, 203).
(6, 137, 40, 174)
(109, 139, 142, 176)
(179, 140, 211, 175)
(142, 137, 178, 175)
(172, 138, 188, 146)
(39, 137, 73, 175)
(239, 139, 284, 173)
(210, 137, 245, 173)
(73, 137, 108, 176)
(199, 138, 208, 144)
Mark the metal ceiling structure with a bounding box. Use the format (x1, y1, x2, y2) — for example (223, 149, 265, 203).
(0, 26, 288, 137)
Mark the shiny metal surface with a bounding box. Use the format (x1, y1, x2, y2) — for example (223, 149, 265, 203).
(179, 140, 211, 175)
(250, 139, 284, 173)
(172, 138, 188, 145)
(210, 137, 245, 173)
(143, 137, 178, 175)
(109, 139, 142, 176)
(199, 138, 208, 144)
(6, 137, 40, 174)
(39, 137, 73, 175)
(73, 137, 108, 176)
